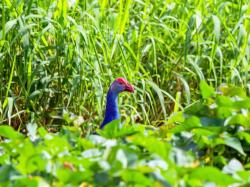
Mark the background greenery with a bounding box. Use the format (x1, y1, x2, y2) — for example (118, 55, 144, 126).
(0, 0, 250, 186)
(1, 0, 249, 129)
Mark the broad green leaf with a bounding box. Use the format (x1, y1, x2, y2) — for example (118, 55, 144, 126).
(200, 117, 224, 126)
(234, 99, 250, 109)
(94, 171, 109, 185)
(97, 119, 121, 138)
(121, 170, 152, 186)
(237, 132, 250, 144)
(216, 106, 232, 118)
(219, 85, 246, 98)
(57, 169, 91, 185)
(97, 119, 139, 138)
(44, 135, 70, 156)
(227, 114, 250, 127)
(132, 135, 171, 160)
(170, 116, 201, 133)
(0, 126, 24, 140)
(15, 140, 37, 174)
(216, 95, 233, 107)
(184, 101, 210, 117)
(10, 176, 50, 187)
(189, 167, 238, 186)
(237, 171, 250, 183)
(38, 127, 47, 138)
(166, 112, 184, 125)
(199, 81, 215, 99)
(220, 133, 246, 156)
(0, 165, 19, 183)
(192, 128, 217, 136)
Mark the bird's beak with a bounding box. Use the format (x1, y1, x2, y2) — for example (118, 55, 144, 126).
(124, 83, 134, 92)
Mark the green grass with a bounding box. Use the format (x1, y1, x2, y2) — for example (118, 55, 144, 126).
(1, 1, 250, 186)
(1, 0, 249, 129)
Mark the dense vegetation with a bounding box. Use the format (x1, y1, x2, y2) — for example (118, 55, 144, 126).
(1, 83, 250, 186)
(0, 0, 250, 186)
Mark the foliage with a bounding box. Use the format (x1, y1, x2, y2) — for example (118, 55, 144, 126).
(0, 83, 250, 186)
(1, 0, 250, 186)
(1, 0, 250, 128)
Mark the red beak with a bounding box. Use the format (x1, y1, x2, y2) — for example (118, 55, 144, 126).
(125, 83, 134, 92)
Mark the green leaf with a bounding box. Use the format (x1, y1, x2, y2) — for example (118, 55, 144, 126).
(170, 116, 201, 133)
(237, 132, 250, 144)
(57, 169, 91, 185)
(234, 99, 250, 109)
(237, 171, 250, 183)
(219, 85, 246, 98)
(200, 117, 224, 126)
(221, 133, 246, 156)
(216, 107, 232, 118)
(189, 167, 238, 186)
(184, 101, 210, 117)
(0, 126, 24, 140)
(199, 81, 215, 99)
(121, 170, 152, 186)
(0, 165, 19, 183)
(192, 128, 217, 136)
(167, 112, 184, 125)
(216, 96, 250, 110)
(38, 127, 47, 138)
(216, 95, 233, 107)
(94, 171, 109, 185)
(15, 140, 37, 174)
(97, 119, 121, 137)
(11, 176, 50, 187)
(131, 135, 171, 160)
(227, 114, 250, 127)
(97, 120, 139, 138)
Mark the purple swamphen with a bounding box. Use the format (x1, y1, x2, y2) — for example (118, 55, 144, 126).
(100, 77, 134, 129)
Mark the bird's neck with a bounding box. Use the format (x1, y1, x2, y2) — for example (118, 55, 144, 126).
(100, 89, 120, 129)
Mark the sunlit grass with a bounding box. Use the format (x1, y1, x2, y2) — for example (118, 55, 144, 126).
(0, 0, 249, 129)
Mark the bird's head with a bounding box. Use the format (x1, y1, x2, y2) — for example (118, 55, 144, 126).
(110, 77, 134, 94)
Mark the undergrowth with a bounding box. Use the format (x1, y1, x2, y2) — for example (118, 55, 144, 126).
(0, 82, 250, 186)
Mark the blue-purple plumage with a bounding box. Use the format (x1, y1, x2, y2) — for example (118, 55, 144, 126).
(100, 78, 134, 129)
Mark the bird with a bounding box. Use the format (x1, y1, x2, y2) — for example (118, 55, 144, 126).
(100, 77, 134, 129)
